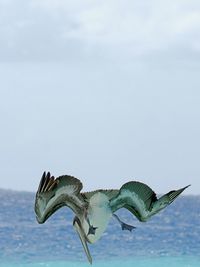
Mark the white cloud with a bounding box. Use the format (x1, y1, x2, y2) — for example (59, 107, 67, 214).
(0, 0, 200, 61)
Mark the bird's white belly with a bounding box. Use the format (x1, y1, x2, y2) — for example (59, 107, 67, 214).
(82, 193, 112, 243)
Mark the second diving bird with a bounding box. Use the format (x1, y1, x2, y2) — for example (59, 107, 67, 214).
(35, 171, 190, 264)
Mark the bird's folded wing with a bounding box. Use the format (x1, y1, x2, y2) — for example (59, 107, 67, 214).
(110, 181, 190, 222)
(35, 172, 86, 223)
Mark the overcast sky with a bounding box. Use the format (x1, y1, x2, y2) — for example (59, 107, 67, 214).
(0, 0, 200, 194)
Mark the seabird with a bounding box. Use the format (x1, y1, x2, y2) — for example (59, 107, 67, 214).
(35, 171, 190, 264)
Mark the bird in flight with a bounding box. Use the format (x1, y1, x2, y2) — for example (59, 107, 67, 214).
(35, 171, 190, 264)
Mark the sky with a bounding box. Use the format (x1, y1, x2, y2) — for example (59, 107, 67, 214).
(0, 0, 200, 194)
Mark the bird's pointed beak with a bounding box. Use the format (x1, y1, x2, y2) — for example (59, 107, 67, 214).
(73, 217, 93, 264)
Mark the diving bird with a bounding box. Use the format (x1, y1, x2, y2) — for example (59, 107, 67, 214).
(35, 171, 190, 264)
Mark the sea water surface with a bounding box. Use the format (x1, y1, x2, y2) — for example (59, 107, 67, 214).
(0, 189, 199, 267)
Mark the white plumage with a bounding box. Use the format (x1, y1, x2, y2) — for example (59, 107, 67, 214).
(84, 192, 112, 243)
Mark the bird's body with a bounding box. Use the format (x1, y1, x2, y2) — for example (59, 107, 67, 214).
(82, 192, 112, 243)
(35, 172, 190, 264)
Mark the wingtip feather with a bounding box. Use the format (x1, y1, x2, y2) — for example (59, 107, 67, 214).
(179, 184, 191, 193)
(38, 171, 46, 193)
(41, 171, 51, 192)
(168, 184, 191, 202)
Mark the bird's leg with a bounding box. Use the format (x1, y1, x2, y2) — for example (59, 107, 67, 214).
(113, 214, 136, 232)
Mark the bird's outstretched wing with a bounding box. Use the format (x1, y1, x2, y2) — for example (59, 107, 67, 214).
(35, 171, 86, 223)
(110, 181, 190, 222)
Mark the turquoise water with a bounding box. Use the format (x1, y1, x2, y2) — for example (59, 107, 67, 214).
(1, 257, 200, 267)
(0, 190, 199, 266)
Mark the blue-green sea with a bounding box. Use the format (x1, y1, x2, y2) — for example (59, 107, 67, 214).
(0, 189, 199, 267)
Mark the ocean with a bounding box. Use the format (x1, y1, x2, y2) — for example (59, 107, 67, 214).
(0, 189, 199, 267)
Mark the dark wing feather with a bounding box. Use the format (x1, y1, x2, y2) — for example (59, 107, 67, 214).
(110, 181, 190, 222)
(150, 185, 191, 216)
(35, 171, 86, 223)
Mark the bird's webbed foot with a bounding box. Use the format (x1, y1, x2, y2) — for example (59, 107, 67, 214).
(88, 225, 98, 235)
(113, 214, 136, 232)
(86, 217, 98, 236)
(121, 222, 136, 232)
